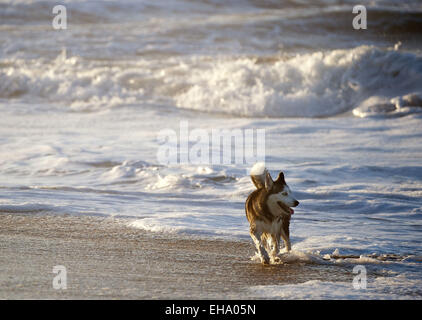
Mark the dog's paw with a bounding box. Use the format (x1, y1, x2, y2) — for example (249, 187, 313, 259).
(270, 256, 282, 264)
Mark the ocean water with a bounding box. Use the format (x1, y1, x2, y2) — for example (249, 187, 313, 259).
(1, 0, 422, 299)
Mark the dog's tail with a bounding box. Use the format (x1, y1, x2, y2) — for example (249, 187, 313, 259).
(250, 162, 268, 189)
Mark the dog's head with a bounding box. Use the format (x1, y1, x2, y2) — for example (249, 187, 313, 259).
(265, 171, 299, 215)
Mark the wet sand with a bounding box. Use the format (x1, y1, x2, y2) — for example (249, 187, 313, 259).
(0, 213, 355, 299)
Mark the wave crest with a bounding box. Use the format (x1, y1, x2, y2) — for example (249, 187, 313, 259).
(1, 46, 422, 117)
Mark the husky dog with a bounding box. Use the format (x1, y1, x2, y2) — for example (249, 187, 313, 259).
(245, 163, 299, 264)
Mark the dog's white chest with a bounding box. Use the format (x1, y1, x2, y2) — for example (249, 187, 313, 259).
(256, 217, 284, 235)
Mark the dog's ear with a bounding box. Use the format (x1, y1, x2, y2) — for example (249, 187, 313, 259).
(276, 171, 285, 184)
(265, 171, 274, 191)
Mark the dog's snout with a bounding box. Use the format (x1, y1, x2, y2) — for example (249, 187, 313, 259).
(293, 200, 299, 207)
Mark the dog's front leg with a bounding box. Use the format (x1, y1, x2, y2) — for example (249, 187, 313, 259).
(269, 234, 281, 263)
(250, 228, 269, 264)
(280, 230, 291, 252)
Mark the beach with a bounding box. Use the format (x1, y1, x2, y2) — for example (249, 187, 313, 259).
(0, 213, 358, 299)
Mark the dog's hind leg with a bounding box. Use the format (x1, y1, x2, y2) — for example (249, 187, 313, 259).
(250, 228, 270, 264)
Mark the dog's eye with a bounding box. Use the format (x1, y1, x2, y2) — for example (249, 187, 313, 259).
(282, 192, 288, 196)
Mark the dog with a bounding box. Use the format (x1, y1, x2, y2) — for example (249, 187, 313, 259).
(245, 163, 299, 264)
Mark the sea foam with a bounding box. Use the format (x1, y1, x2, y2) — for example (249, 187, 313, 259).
(2, 46, 422, 117)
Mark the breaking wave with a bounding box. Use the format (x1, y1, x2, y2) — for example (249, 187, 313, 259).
(1, 46, 422, 117)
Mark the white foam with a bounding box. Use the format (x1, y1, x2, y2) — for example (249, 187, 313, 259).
(353, 93, 422, 118)
(249, 274, 422, 299)
(175, 46, 422, 117)
(128, 216, 250, 239)
(2, 46, 422, 117)
(129, 219, 185, 234)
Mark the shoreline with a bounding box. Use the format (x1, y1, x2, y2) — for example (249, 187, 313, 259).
(0, 213, 355, 299)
